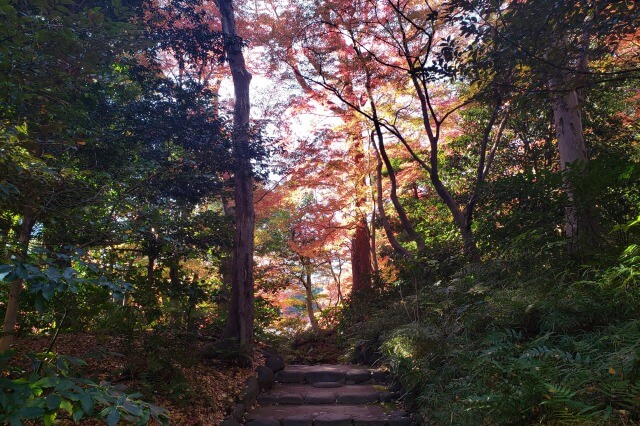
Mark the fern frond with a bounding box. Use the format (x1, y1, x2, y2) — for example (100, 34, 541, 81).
(522, 346, 551, 358)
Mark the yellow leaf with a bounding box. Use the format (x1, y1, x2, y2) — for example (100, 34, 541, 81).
(543, 394, 551, 400)
(60, 399, 73, 415)
(609, 367, 616, 374)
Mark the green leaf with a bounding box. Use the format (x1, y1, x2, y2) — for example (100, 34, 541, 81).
(106, 407, 120, 426)
(42, 285, 55, 301)
(62, 267, 76, 280)
(43, 412, 56, 426)
(35, 376, 60, 388)
(14, 264, 28, 280)
(17, 406, 44, 419)
(54, 378, 75, 392)
(44, 267, 61, 281)
(73, 409, 85, 422)
(121, 400, 143, 416)
(80, 394, 94, 414)
(45, 393, 61, 410)
(56, 357, 69, 374)
(59, 399, 73, 415)
(150, 405, 170, 426)
(0, 264, 13, 276)
(8, 414, 22, 426)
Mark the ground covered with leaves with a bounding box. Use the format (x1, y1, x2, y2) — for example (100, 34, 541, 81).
(281, 329, 344, 365)
(8, 332, 260, 425)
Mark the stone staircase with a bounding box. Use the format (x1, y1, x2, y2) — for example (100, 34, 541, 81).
(244, 364, 413, 425)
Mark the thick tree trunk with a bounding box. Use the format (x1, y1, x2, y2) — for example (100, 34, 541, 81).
(347, 118, 372, 295)
(351, 218, 372, 293)
(219, 197, 234, 303)
(550, 83, 600, 247)
(225, 170, 255, 350)
(216, 0, 255, 356)
(460, 224, 480, 263)
(0, 209, 36, 351)
(552, 87, 584, 240)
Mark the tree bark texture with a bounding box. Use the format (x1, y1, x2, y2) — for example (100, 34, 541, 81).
(351, 217, 372, 293)
(347, 117, 372, 294)
(552, 86, 585, 240)
(0, 208, 36, 351)
(369, 201, 379, 276)
(216, 0, 255, 354)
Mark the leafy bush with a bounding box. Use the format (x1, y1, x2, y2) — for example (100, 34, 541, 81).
(0, 351, 168, 425)
(345, 237, 640, 425)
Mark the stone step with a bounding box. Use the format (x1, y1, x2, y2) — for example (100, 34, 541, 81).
(245, 404, 412, 426)
(275, 364, 390, 385)
(257, 383, 401, 406)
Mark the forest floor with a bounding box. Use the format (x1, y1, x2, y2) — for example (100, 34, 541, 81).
(278, 329, 344, 365)
(9, 332, 261, 425)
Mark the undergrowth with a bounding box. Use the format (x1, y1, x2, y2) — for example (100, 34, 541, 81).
(342, 240, 640, 425)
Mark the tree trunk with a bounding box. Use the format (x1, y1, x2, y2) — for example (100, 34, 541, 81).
(552, 87, 584, 240)
(431, 175, 481, 262)
(374, 151, 411, 257)
(369, 201, 379, 277)
(327, 256, 344, 306)
(302, 263, 319, 332)
(0, 208, 36, 351)
(366, 79, 425, 253)
(216, 0, 255, 356)
(219, 196, 234, 305)
(550, 83, 600, 247)
(351, 218, 372, 293)
(460, 224, 480, 263)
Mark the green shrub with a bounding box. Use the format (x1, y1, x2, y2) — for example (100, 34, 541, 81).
(0, 350, 169, 425)
(346, 239, 640, 425)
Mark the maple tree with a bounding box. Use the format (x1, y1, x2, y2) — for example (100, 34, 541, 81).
(256, 0, 513, 261)
(251, 0, 378, 291)
(254, 145, 356, 329)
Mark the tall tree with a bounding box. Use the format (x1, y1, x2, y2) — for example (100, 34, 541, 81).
(0, 0, 146, 350)
(250, 0, 378, 290)
(215, 0, 256, 356)
(457, 0, 640, 248)
(267, 0, 511, 260)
